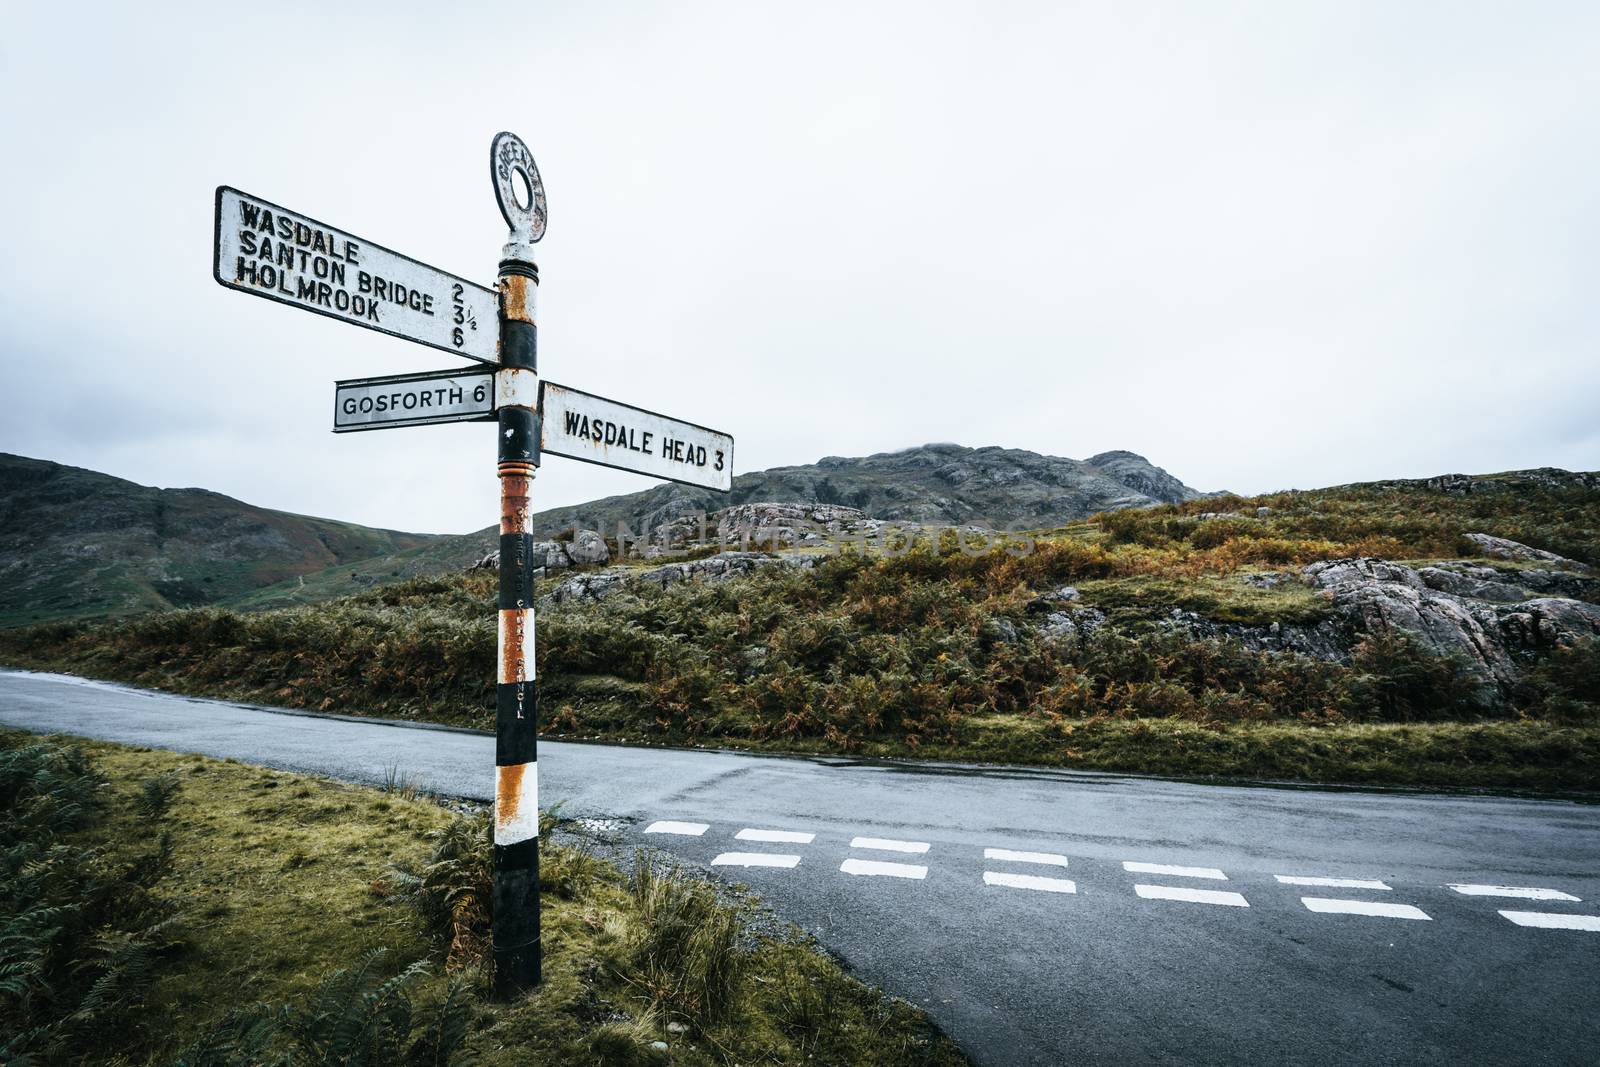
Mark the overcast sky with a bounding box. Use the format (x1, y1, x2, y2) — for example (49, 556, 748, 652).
(2, 2, 1597, 534)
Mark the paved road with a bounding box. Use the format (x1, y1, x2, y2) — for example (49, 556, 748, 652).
(3, 668, 1597, 1066)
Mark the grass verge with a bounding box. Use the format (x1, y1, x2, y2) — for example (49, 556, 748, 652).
(0, 730, 965, 1066)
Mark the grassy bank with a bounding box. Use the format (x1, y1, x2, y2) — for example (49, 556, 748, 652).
(3, 473, 1597, 792)
(4, 566, 1597, 792)
(0, 731, 964, 1065)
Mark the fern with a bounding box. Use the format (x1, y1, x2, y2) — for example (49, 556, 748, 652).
(135, 771, 183, 820)
(404, 974, 478, 1067)
(288, 949, 429, 1067)
(169, 1007, 289, 1067)
(383, 815, 492, 969)
(0, 739, 183, 1062)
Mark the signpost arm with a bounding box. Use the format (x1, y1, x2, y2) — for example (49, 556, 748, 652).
(491, 250, 541, 998)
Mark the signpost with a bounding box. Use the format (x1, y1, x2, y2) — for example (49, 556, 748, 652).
(214, 187, 499, 363)
(541, 381, 734, 491)
(333, 368, 496, 432)
(212, 130, 734, 1000)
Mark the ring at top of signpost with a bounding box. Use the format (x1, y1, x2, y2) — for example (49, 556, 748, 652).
(491, 132, 546, 252)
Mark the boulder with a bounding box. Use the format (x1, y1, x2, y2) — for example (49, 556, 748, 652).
(566, 529, 610, 565)
(1463, 533, 1590, 571)
(1415, 565, 1529, 603)
(1036, 606, 1106, 643)
(1028, 585, 1080, 611)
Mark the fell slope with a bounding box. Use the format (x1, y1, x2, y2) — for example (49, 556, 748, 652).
(0, 453, 438, 626)
(519, 443, 1202, 538)
(6, 464, 1597, 789)
(1, 444, 1200, 622)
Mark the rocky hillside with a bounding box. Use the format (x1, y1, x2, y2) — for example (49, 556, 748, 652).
(516, 444, 1202, 538)
(194, 445, 1205, 613)
(0, 445, 1199, 624)
(7, 464, 1597, 790)
(0, 454, 437, 627)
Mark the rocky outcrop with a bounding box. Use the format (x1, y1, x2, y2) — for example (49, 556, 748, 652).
(644, 501, 1002, 557)
(471, 530, 610, 577)
(1464, 532, 1592, 570)
(1156, 550, 1600, 700)
(651, 503, 882, 552)
(516, 443, 1205, 538)
(1035, 606, 1107, 642)
(542, 551, 818, 605)
(1343, 468, 1600, 497)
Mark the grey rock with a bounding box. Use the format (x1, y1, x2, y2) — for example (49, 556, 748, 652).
(1463, 533, 1589, 571)
(1037, 607, 1106, 643)
(1163, 555, 1600, 702)
(566, 529, 610, 565)
(1028, 585, 1080, 610)
(983, 617, 1021, 644)
(534, 541, 573, 571)
(541, 551, 820, 606)
(1497, 598, 1600, 653)
(1515, 568, 1600, 602)
(1240, 571, 1294, 589)
(1415, 566, 1529, 603)
(652, 502, 873, 554)
(473, 541, 573, 572)
(1304, 557, 1428, 592)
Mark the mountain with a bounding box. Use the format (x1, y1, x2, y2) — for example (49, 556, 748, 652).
(516, 444, 1202, 540)
(0, 444, 1201, 624)
(0, 454, 438, 627)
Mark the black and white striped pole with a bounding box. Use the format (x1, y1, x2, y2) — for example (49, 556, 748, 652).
(215, 132, 731, 995)
(489, 131, 547, 999)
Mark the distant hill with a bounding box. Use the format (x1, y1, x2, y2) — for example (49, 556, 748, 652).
(0, 444, 1201, 624)
(517, 443, 1202, 538)
(0, 454, 438, 627)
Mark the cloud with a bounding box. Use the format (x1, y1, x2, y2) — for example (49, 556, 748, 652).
(2, 0, 1597, 532)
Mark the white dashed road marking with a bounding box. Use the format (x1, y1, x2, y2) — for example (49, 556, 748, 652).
(1276, 875, 1392, 890)
(984, 871, 1077, 894)
(736, 828, 816, 844)
(851, 836, 930, 854)
(711, 852, 801, 869)
(1124, 862, 1228, 880)
(1135, 884, 1250, 907)
(841, 858, 929, 879)
(1449, 884, 1581, 902)
(1498, 911, 1600, 931)
(1301, 897, 1431, 921)
(641, 817, 1593, 927)
(985, 848, 1069, 867)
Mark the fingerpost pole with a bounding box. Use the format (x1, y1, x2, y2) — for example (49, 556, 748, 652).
(489, 132, 547, 999)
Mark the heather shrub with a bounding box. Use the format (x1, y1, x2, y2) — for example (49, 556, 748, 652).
(1526, 638, 1600, 720)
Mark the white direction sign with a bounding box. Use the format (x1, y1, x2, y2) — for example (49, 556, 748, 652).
(541, 381, 733, 491)
(214, 187, 499, 364)
(334, 368, 496, 432)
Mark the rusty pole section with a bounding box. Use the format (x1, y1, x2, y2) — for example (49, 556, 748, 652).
(492, 247, 541, 998)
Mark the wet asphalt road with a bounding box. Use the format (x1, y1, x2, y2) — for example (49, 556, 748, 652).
(2, 668, 1597, 1066)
